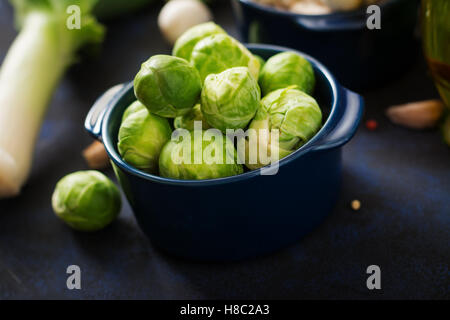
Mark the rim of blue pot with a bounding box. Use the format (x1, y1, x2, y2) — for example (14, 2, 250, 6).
(237, 0, 398, 19)
(101, 44, 341, 187)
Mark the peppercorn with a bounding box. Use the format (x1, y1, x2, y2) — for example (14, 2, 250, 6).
(366, 119, 378, 131)
(351, 199, 361, 211)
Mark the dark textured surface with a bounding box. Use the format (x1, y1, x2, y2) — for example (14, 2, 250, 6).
(0, 1, 448, 299)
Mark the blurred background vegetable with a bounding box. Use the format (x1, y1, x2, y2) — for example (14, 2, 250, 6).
(289, 0, 331, 15)
(158, 0, 213, 44)
(82, 140, 109, 169)
(249, 0, 381, 14)
(0, 0, 155, 199)
(386, 100, 444, 130)
(421, 0, 450, 145)
(443, 114, 450, 146)
(0, 0, 103, 198)
(322, 0, 364, 11)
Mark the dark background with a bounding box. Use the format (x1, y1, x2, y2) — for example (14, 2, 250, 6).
(0, 0, 448, 299)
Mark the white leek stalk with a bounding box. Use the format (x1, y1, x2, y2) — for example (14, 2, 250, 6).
(0, 0, 103, 198)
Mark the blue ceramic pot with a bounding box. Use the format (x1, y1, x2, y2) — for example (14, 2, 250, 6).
(232, 0, 419, 90)
(85, 45, 364, 261)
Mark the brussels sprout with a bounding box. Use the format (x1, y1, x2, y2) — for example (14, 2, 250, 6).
(259, 51, 315, 96)
(121, 100, 146, 121)
(241, 87, 322, 169)
(134, 55, 202, 118)
(239, 108, 293, 170)
(159, 130, 243, 180)
(172, 22, 226, 61)
(52, 171, 121, 232)
(261, 87, 322, 150)
(201, 67, 260, 132)
(174, 104, 210, 130)
(118, 101, 172, 173)
(254, 54, 265, 71)
(190, 34, 260, 81)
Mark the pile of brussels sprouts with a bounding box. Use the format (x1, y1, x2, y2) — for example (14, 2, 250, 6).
(118, 22, 323, 180)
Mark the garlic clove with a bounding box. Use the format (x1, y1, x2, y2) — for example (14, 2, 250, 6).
(386, 100, 444, 130)
(82, 141, 110, 170)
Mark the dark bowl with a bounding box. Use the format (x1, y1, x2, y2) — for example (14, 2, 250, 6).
(85, 44, 364, 261)
(232, 0, 420, 90)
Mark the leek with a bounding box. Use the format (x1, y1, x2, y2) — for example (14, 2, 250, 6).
(0, 0, 104, 197)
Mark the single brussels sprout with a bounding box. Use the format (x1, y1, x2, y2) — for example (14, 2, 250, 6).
(172, 22, 226, 61)
(201, 67, 260, 132)
(159, 130, 243, 180)
(174, 104, 210, 131)
(118, 101, 172, 173)
(51, 171, 121, 232)
(239, 108, 293, 170)
(240, 87, 322, 170)
(121, 100, 146, 121)
(260, 87, 322, 151)
(190, 34, 260, 81)
(259, 51, 315, 96)
(134, 55, 202, 118)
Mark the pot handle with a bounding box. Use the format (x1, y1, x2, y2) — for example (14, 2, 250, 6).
(84, 83, 126, 140)
(311, 88, 364, 152)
